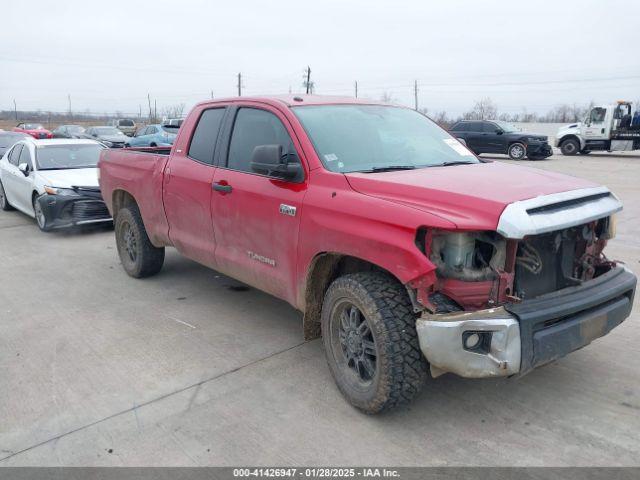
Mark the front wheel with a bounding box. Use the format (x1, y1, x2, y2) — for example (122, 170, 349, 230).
(115, 205, 165, 278)
(508, 142, 526, 160)
(321, 272, 428, 414)
(33, 195, 51, 232)
(560, 138, 580, 156)
(0, 180, 14, 211)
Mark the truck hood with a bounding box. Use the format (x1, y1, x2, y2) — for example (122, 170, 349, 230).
(37, 168, 100, 189)
(345, 161, 598, 230)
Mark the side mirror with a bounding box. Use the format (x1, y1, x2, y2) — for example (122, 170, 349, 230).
(495, 129, 503, 135)
(250, 144, 301, 181)
(18, 163, 30, 176)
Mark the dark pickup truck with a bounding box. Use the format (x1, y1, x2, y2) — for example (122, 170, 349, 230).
(99, 95, 635, 413)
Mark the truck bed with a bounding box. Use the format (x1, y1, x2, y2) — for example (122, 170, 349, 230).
(98, 147, 171, 246)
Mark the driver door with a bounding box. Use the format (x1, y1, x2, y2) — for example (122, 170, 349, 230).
(584, 107, 609, 140)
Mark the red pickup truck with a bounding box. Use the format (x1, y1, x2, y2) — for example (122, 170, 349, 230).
(99, 95, 636, 413)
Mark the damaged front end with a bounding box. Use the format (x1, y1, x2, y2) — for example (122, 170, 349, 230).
(38, 186, 112, 229)
(412, 187, 636, 378)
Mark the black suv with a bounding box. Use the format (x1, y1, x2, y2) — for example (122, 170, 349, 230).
(449, 120, 552, 160)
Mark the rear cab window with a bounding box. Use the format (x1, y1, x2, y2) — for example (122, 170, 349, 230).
(188, 108, 226, 164)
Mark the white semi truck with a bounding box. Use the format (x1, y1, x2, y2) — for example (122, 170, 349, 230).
(556, 101, 640, 155)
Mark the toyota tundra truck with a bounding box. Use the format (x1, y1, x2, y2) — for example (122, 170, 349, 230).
(99, 95, 636, 414)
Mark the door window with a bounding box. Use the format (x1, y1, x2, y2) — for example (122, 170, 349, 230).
(482, 122, 498, 133)
(188, 108, 226, 164)
(9, 144, 23, 166)
(226, 108, 296, 175)
(451, 122, 468, 132)
(468, 122, 484, 132)
(589, 108, 606, 124)
(19, 146, 33, 170)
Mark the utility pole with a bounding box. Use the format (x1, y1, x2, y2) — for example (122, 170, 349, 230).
(154, 100, 157, 123)
(13, 99, 17, 120)
(211, 90, 214, 99)
(138, 104, 142, 120)
(147, 94, 152, 122)
(305, 66, 312, 94)
(413, 80, 418, 111)
(237, 72, 242, 96)
(354, 81, 358, 98)
(68, 94, 72, 120)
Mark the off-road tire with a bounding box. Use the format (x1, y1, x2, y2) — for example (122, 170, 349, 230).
(115, 205, 164, 278)
(560, 138, 580, 156)
(579, 149, 591, 155)
(0, 180, 14, 211)
(321, 272, 428, 414)
(508, 142, 527, 160)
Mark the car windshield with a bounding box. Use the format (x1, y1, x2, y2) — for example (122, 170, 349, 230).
(118, 120, 134, 126)
(36, 144, 105, 170)
(23, 123, 44, 130)
(94, 127, 122, 135)
(494, 121, 519, 133)
(293, 105, 478, 173)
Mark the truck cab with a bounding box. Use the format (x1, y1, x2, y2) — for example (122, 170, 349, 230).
(556, 101, 640, 155)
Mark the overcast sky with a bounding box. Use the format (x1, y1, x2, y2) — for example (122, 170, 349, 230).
(2, 0, 639, 117)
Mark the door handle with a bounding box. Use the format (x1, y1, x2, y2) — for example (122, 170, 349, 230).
(212, 182, 232, 193)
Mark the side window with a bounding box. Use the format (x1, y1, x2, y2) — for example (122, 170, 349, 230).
(227, 108, 296, 174)
(188, 108, 225, 164)
(590, 107, 606, 124)
(483, 122, 497, 133)
(19, 145, 33, 169)
(468, 122, 483, 132)
(9, 145, 23, 166)
(452, 122, 468, 132)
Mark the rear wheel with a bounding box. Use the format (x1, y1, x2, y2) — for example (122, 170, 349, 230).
(560, 138, 580, 156)
(33, 195, 51, 232)
(579, 150, 591, 155)
(508, 142, 526, 160)
(115, 205, 164, 278)
(0, 180, 14, 211)
(321, 272, 428, 414)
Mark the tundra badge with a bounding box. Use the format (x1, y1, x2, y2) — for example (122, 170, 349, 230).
(279, 204, 296, 217)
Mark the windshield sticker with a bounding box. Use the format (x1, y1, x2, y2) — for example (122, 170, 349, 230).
(443, 138, 474, 156)
(324, 153, 338, 162)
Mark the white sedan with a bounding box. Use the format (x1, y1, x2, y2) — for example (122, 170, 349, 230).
(0, 138, 112, 231)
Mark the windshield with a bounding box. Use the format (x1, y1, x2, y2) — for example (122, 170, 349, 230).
(23, 123, 44, 130)
(494, 121, 518, 133)
(293, 105, 477, 173)
(94, 127, 123, 135)
(36, 144, 105, 170)
(118, 119, 134, 127)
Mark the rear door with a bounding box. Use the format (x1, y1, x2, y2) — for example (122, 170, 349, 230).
(464, 121, 485, 152)
(210, 104, 308, 304)
(163, 107, 227, 268)
(2, 144, 24, 205)
(8, 144, 35, 213)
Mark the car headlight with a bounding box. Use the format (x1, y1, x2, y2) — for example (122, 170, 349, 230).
(44, 186, 78, 196)
(102, 140, 113, 147)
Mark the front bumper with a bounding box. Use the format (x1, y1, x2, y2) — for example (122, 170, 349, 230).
(526, 142, 553, 158)
(37, 190, 112, 229)
(416, 266, 636, 378)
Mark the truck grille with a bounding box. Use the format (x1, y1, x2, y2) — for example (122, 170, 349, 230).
(72, 200, 111, 222)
